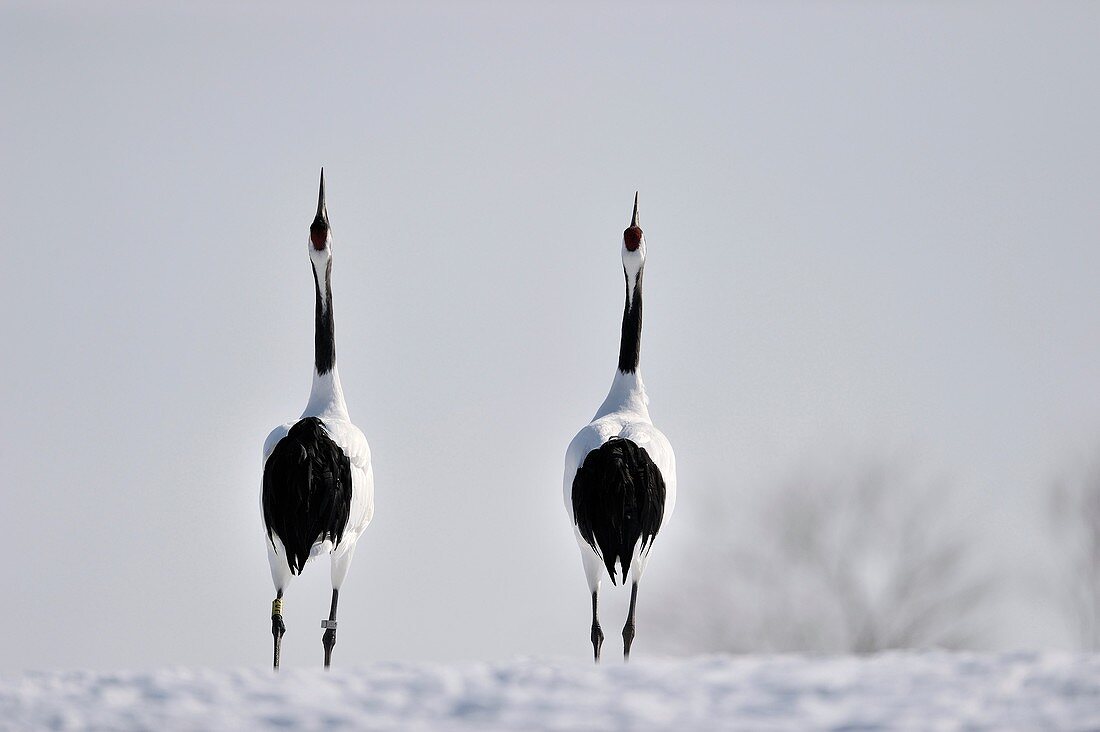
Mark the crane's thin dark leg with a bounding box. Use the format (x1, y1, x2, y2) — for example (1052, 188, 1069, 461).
(623, 582, 639, 661)
(322, 588, 339, 668)
(271, 590, 285, 671)
(591, 590, 604, 663)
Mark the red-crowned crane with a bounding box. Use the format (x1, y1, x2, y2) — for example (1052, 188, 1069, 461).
(261, 170, 375, 669)
(564, 193, 677, 662)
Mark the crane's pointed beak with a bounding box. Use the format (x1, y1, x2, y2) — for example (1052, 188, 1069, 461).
(310, 168, 330, 250)
(315, 168, 328, 225)
(630, 191, 640, 227)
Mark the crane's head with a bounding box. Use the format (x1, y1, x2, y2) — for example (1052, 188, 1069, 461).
(622, 191, 646, 278)
(308, 168, 332, 264)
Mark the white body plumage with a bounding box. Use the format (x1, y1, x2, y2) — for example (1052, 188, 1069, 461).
(262, 408, 375, 591)
(564, 371, 677, 590)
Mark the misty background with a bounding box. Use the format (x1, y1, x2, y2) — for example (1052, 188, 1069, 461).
(2, 1, 1099, 672)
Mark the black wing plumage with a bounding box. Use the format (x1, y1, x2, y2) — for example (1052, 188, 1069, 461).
(571, 436, 666, 584)
(262, 417, 353, 574)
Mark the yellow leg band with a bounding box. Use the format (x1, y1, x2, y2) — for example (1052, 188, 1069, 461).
(272, 599, 284, 617)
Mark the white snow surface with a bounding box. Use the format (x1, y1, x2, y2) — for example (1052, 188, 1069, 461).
(3, 652, 1099, 731)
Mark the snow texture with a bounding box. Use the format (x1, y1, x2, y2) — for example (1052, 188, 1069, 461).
(2, 652, 1099, 731)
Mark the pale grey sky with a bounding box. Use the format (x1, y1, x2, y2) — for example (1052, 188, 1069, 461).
(2, 1, 1099, 671)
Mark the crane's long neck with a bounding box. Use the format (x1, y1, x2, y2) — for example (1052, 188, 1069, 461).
(303, 259, 349, 420)
(596, 264, 649, 419)
(618, 265, 643, 374)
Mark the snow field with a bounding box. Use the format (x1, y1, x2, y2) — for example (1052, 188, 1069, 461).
(3, 652, 1099, 731)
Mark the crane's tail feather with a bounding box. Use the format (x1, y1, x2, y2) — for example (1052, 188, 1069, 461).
(571, 437, 666, 584)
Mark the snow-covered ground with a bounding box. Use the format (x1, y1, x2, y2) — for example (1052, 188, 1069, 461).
(3, 652, 1099, 731)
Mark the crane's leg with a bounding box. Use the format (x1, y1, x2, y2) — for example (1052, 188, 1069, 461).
(623, 582, 639, 661)
(272, 589, 286, 670)
(323, 546, 356, 669)
(322, 588, 339, 668)
(267, 537, 294, 670)
(579, 546, 605, 663)
(591, 590, 605, 663)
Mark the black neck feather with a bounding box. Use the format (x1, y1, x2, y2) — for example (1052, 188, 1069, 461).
(618, 268, 642, 373)
(313, 262, 335, 375)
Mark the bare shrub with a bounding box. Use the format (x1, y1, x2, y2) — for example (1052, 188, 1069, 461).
(1049, 461, 1100, 650)
(656, 459, 994, 653)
